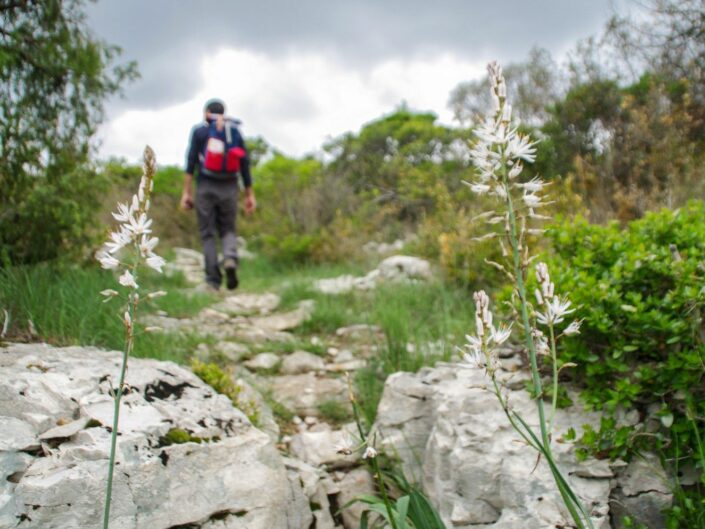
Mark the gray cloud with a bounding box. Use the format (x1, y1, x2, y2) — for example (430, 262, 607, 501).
(88, 0, 622, 111)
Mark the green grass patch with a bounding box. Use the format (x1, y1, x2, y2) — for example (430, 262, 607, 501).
(0, 263, 211, 364)
(317, 399, 353, 424)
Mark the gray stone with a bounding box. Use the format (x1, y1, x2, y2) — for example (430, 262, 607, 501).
(377, 255, 432, 281)
(267, 373, 349, 417)
(335, 324, 382, 339)
(336, 467, 376, 529)
(212, 293, 281, 316)
(247, 300, 314, 332)
(243, 352, 281, 371)
(0, 342, 311, 529)
(373, 362, 669, 529)
(281, 351, 326, 375)
(611, 453, 672, 529)
(289, 425, 360, 469)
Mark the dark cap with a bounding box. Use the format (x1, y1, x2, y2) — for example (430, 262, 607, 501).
(204, 98, 226, 115)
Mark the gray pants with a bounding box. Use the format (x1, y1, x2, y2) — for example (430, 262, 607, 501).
(196, 177, 239, 288)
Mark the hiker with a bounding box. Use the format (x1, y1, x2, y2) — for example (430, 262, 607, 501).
(181, 98, 256, 291)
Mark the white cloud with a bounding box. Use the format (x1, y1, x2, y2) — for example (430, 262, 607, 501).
(96, 48, 485, 166)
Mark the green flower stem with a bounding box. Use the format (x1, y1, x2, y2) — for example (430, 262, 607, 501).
(371, 455, 400, 529)
(548, 323, 559, 430)
(103, 266, 139, 529)
(500, 158, 594, 529)
(501, 164, 550, 451)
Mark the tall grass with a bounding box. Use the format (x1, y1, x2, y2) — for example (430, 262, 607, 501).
(0, 263, 213, 363)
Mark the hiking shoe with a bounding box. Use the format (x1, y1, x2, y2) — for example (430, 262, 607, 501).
(224, 258, 239, 290)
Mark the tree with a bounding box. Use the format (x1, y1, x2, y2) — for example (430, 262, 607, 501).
(0, 0, 136, 264)
(449, 48, 561, 127)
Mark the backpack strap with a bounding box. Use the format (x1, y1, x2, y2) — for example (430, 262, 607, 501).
(225, 120, 233, 144)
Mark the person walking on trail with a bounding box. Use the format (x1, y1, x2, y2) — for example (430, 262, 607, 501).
(181, 98, 256, 291)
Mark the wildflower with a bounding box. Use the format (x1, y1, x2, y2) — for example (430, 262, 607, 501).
(563, 320, 582, 336)
(362, 446, 378, 459)
(105, 230, 131, 254)
(125, 213, 152, 238)
(123, 311, 132, 329)
(470, 183, 491, 194)
(118, 270, 138, 290)
(112, 202, 134, 223)
(139, 235, 159, 258)
(491, 323, 512, 346)
(98, 253, 120, 270)
(100, 289, 119, 298)
(146, 255, 166, 273)
(518, 177, 546, 193)
(523, 192, 541, 208)
(147, 290, 167, 299)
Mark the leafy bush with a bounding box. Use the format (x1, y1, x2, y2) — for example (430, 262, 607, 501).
(544, 202, 705, 523)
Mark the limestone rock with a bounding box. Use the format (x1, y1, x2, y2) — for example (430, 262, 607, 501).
(373, 362, 669, 529)
(243, 352, 281, 372)
(377, 255, 432, 281)
(247, 300, 314, 332)
(267, 373, 349, 417)
(336, 467, 376, 529)
(212, 293, 281, 316)
(0, 342, 311, 529)
(289, 424, 359, 469)
(281, 351, 326, 375)
(315, 255, 432, 294)
(611, 453, 672, 529)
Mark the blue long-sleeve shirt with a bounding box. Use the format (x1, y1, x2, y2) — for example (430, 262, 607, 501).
(185, 118, 252, 187)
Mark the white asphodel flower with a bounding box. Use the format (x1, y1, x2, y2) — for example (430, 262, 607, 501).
(523, 192, 541, 208)
(125, 213, 152, 238)
(362, 446, 378, 459)
(537, 296, 574, 325)
(147, 290, 167, 299)
(98, 253, 120, 270)
(112, 202, 135, 223)
(470, 183, 491, 194)
(563, 320, 582, 336)
(118, 270, 138, 289)
(491, 323, 513, 346)
(146, 255, 166, 273)
(105, 229, 131, 254)
(518, 177, 546, 193)
(100, 289, 119, 298)
(139, 235, 159, 258)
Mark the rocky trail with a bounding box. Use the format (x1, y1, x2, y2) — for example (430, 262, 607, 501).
(0, 247, 673, 529)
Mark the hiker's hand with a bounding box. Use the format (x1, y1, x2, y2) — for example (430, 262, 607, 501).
(180, 192, 194, 210)
(244, 188, 256, 215)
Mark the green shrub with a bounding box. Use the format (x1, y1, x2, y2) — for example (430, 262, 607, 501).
(544, 202, 705, 524)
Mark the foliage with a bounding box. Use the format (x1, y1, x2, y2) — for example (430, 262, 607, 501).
(544, 203, 705, 524)
(0, 263, 212, 363)
(0, 0, 136, 264)
(190, 360, 260, 425)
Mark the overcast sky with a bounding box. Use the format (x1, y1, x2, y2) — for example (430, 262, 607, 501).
(87, 0, 626, 166)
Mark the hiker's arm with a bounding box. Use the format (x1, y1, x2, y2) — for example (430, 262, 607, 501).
(238, 135, 255, 214)
(244, 186, 256, 215)
(181, 172, 194, 210)
(182, 127, 198, 210)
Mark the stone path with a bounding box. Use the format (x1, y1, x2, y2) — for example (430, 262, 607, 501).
(153, 248, 398, 529)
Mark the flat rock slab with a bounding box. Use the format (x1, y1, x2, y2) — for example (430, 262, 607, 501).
(0, 342, 311, 529)
(247, 300, 314, 332)
(281, 351, 326, 375)
(212, 293, 281, 316)
(266, 373, 349, 417)
(244, 352, 281, 372)
(289, 424, 360, 469)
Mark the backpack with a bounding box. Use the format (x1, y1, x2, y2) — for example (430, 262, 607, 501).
(202, 117, 246, 176)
